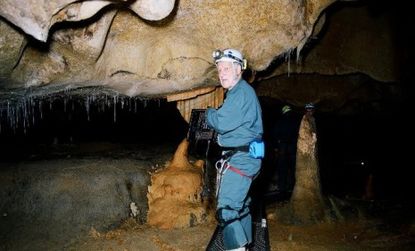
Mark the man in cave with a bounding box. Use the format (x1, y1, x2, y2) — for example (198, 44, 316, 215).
(206, 48, 264, 251)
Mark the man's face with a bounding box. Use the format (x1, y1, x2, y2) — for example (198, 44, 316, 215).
(216, 61, 241, 89)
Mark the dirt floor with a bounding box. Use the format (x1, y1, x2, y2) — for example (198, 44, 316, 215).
(66, 212, 415, 251)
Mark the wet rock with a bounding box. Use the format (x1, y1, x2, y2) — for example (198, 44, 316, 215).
(0, 158, 151, 250)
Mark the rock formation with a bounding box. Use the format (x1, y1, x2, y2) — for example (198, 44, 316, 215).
(0, 1, 412, 123)
(0, 0, 336, 97)
(273, 112, 328, 225)
(289, 112, 327, 224)
(147, 139, 207, 229)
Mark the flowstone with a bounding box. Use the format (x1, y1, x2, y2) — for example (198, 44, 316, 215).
(147, 139, 207, 229)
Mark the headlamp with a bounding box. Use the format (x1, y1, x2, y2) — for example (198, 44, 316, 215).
(212, 50, 223, 61)
(212, 49, 247, 70)
(305, 103, 315, 110)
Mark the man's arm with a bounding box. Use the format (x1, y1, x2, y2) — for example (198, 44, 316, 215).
(206, 92, 244, 134)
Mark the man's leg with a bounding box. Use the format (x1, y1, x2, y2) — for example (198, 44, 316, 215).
(217, 171, 252, 250)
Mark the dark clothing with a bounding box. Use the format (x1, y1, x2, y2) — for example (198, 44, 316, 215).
(270, 110, 301, 193)
(271, 111, 301, 148)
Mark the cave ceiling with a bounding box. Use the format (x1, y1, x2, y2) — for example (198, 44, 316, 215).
(0, 0, 412, 112)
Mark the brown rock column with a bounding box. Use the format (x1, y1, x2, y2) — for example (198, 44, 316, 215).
(288, 113, 327, 224)
(276, 114, 327, 225)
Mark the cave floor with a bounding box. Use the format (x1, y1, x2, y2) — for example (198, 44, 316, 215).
(68, 216, 415, 251)
(1, 141, 414, 251)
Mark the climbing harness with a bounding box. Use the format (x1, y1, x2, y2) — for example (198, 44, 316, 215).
(215, 156, 229, 197)
(220, 139, 265, 160)
(215, 149, 256, 197)
(209, 140, 269, 251)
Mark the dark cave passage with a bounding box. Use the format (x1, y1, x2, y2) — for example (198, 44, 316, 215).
(0, 93, 189, 161)
(259, 97, 413, 204)
(317, 110, 412, 202)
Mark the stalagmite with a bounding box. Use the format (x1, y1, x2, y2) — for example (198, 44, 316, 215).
(275, 112, 328, 225)
(147, 139, 207, 229)
(289, 113, 327, 224)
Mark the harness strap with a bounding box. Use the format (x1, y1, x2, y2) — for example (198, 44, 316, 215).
(221, 145, 249, 152)
(226, 164, 253, 179)
(216, 206, 251, 227)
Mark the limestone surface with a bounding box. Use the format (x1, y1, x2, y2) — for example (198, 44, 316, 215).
(0, 0, 335, 97)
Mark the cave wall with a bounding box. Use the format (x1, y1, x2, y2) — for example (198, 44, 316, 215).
(1, 1, 413, 120)
(255, 1, 413, 112)
(0, 0, 335, 97)
(266, 2, 411, 83)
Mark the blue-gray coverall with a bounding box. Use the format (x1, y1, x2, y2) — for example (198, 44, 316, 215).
(206, 79, 263, 249)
